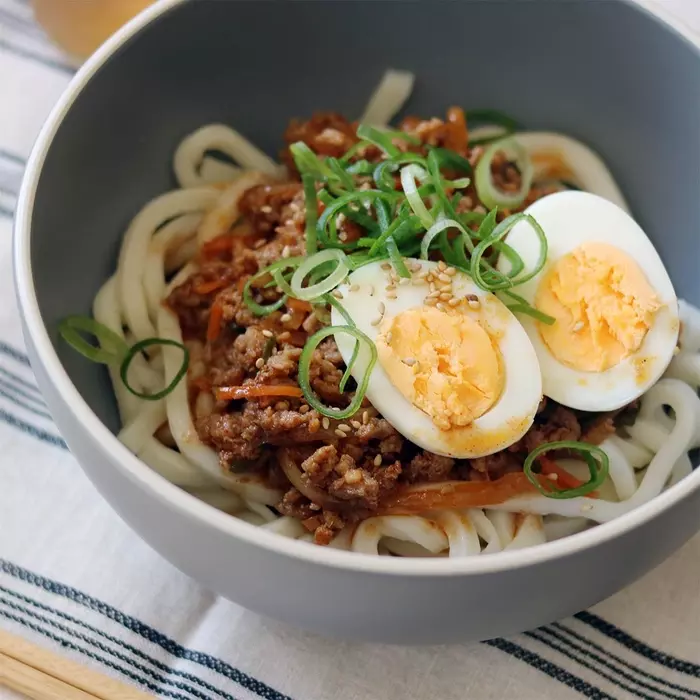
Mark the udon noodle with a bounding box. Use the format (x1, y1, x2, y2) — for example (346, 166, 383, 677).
(80, 70, 700, 557)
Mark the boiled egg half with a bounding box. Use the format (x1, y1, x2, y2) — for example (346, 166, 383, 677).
(330, 259, 542, 458)
(497, 191, 678, 411)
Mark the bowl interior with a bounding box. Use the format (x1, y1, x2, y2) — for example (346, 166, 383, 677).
(28, 0, 700, 434)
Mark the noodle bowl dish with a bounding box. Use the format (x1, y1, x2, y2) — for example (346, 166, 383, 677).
(14, 0, 700, 642)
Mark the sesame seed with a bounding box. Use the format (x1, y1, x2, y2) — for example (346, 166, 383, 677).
(368, 285, 375, 296)
(674, 346, 681, 356)
(448, 298, 460, 307)
(309, 418, 320, 433)
(351, 420, 362, 429)
(468, 299, 480, 310)
(438, 273, 451, 283)
(339, 231, 348, 242)
(374, 454, 382, 467)
(419, 271, 430, 280)
(399, 278, 410, 286)
(255, 358, 265, 369)
(381, 263, 391, 271)
(332, 290, 344, 300)
(280, 313, 292, 323)
(445, 267, 457, 276)
(300, 404, 310, 414)
(440, 292, 452, 301)
(425, 297, 438, 306)
(362, 411, 369, 424)
(262, 329, 274, 338)
(410, 262, 422, 272)
(370, 316, 383, 326)
(581, 503, 593, 512)
(338, 424, 352, 433)
(281, 245, 291, 258)
(322, 417, 330, 430)
(254, 239, 266, 249)
(429, 283, 437, 293)
(278, 331, 291, 341)
(378, 302, 386, 314)
(385, 284, 396, 292)
(345, 469, 362, 484)
(426, 274, 435, 283)
(572, 321, 584, 332)
(403, 357, 417, 366)
(387, 292, 397, 300)
(436, 302, 446, 311)
(548, 473, 559, 481)
(438, 261, 447, 271)
(261, 205, 273, 213)
(334, 429, 347, 439)
(350, 284, 360, 292)
(275, 401, 290, 411)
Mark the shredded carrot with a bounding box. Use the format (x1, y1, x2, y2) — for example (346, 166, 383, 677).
(538, 455, 599, 497)
(446, 106, 468, 153)
(194, 279, 227, 295)
(207, 298, 224, 342)
(214, 384, 304, 401)
(286, 298, 312, 313)
(201, 233, 233, 258)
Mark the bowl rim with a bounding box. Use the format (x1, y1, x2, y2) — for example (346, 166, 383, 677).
(14, 0, 700, 577)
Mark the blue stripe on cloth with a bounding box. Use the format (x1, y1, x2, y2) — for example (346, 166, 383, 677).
(0, 384, 52, 420)
(0, 36, 75, 74)
(0, 340, 30, 366)
(0, 376, 46, 406)
(0, 595, 240, 700)
(0, 407, 66, 448)
(485, 637, 614, 700)
(576, 612, 700, 678)
(0, 147, 26, 165)
(552, 622, 700, 698)
(0, 183, 17, 196)
(0, 608, 205, 700)
(0, 585, 239, 700)
(0, 365, 41, 393)
(0, 560, 292, 700)
(531, 627, 692, 700)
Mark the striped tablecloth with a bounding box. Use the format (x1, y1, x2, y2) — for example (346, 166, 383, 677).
(2, 1, 700, 698)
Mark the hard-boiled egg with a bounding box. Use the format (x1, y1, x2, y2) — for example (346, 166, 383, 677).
(497, 191, 678, 411)
(330, 259, 542, 458)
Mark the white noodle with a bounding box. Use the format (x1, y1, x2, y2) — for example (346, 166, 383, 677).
(360, 69, 414, 128)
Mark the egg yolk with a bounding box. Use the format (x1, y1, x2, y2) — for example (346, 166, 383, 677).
(535, 242, 661, 372)
(376, 306, 503, 431)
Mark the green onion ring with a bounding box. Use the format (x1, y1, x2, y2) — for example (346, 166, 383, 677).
(401, 164, 433, 229)
(470, 213, 547, 291)
(120, 338, 189, 401)
(466, 109, 519, 146)
(503, 291, 555, 325)
(290, 142, 335, 181)
(298, 325, 377, 419)
(243, 257, 304, 316)
(474, 137, 533, 210)
(523, 441, 609, 499)
(324, 294, 358, 393)
(58, 316, 128, 364)
(290, 249, 350, 301)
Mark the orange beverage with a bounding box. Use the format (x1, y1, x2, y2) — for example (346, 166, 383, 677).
(32, 0, 155, 62)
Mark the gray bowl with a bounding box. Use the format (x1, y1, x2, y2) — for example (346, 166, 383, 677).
(14, 0, 700, 643)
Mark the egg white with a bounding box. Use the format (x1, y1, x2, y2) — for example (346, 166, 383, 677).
(330, 260, 543, 458)
(497, 191, 679, 412)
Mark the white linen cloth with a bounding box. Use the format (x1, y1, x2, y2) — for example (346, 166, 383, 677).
(1, 1, 700, 698)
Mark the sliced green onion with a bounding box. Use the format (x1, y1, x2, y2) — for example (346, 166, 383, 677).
(324, 294, 358, 393)
(302, 175, 319, 254)
(502, 291, 555, 325)
(243, 257, 304, 316)
(289, 142, 335, 181)
(290, 249, 349, 301)
(375, 198, 392, 232)
(475, 136, 533, 210)
(523, 441, 609, 499)
(345, 159, 375, 176)
(262, 335, 276, 361)
(58, 316, 128, 364)
(400, 164, 433, 229)
(356, 124, 400, 158)
(381, 129, 421, 145)
(466, 109, 519, 146)
(298, 325, 377, 419)
(428, 147, 473, 176)
(327, 157, 355, 191)
(120, 338, 189, 401)
(471, 213, 547, 291)
(386, 236, 410, 278)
